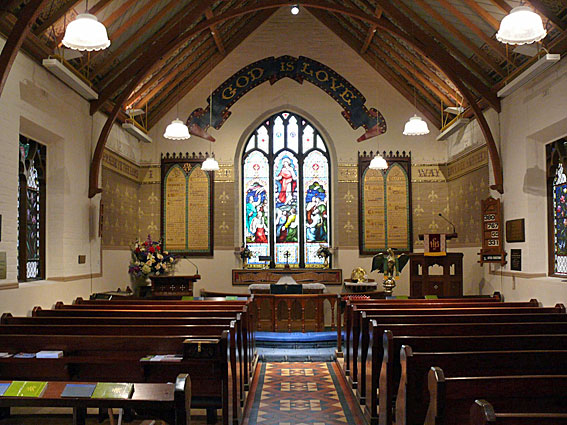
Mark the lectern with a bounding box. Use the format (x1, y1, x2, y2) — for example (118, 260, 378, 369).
(149, 275, 200, 297)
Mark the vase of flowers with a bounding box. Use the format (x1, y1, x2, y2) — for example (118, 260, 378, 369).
(317, 245, 332, 267)
(128, 235, 176, 296)
(239, 244, 252, 268)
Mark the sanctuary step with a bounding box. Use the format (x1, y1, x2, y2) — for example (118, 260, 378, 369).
(256, 331, 340, 361)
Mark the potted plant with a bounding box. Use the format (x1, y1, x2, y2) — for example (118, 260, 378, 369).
(239, 244, 252, 268)
(317, 245, 332, 267)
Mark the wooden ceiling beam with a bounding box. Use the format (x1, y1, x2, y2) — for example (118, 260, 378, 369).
(360, 6, 382, 54)
(312, 9, 441, 129)
(101, 0, 138, 29)
(0, 0, 49, 98)
(88, 0, 178, 78)
(91, 0, 213, 109)
(111, 0, 163, 41)
(34, 0, 80, 35)
(433, 0, 513, 64)
(130, 34, 213, 108)
(527, 0, 566, 31)
(147, 9, 278, 129)
(461, 0, 500, 31)
(205, 7, 226, 55)
(89, 0, 113, 16)
(413, 0, 507, 78)
(379, 32, 462, 105)
(395, 0, 494, 86)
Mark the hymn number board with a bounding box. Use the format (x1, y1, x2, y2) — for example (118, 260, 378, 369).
(358, 151, 412, 255)
(161, 153, 214, 256)
(479, 197, 506, 265)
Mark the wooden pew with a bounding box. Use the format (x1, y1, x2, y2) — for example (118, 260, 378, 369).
(0, 374, 191, 425)
(344, 300, 544, 383)
(357, 318, 567, 405)
(367, 330, 567, 425)
(32, 306, 255, 393)
(0, 331, 235, 425)
(347, 302, 561, 393)
(397, 348, 567, 425)
(74, 297, 250, 305)
(425, 368, 567, 425)
(470, 399, 567, 425)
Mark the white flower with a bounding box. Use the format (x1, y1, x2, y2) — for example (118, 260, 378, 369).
(157, 253, 163, 260)
(141, 264, 151, 274)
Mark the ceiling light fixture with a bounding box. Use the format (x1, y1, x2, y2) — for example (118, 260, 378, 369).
(368, 152, 388, 170)
(291, 5, 300, 15)
(403, 114, 430, 136)
(496, 6, 547, 45)
(62, 1, 110, 51)
(164, 119, 190, 140)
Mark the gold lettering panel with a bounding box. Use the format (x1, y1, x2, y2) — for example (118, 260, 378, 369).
(187, 167, 210, 251)
(164, 166, 187, 251)
(386, 165, 409, 250)
(363, 169, 385, 250)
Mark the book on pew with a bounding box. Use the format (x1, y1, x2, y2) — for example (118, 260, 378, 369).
(36, 350, 64, 359)
(140, 354, 183, 362)
(0, 353, 12, 358)
(61, 384, 96, 398)
(13, 353, 36, 359)
(3, 381, 48, 397)
(91, 383, 134, 399)
(0, 383, 10, 396)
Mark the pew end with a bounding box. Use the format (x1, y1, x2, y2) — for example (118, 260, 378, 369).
(0, 313, 12, 324)
(424, 367, 445, 425)
(175, 373, 191, 425)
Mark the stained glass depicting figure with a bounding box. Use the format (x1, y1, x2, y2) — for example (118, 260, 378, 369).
(304, 151, 329, 266)
(274, 151, 299, 267)
(243, 150, 270, 266)
(554, 163, 567, 275)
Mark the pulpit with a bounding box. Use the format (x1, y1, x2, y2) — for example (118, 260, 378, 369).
(149, 275, 200, 297)
(408, 253, 463, 297)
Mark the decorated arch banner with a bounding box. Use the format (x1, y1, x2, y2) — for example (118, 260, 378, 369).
(187, 55, 386, 142)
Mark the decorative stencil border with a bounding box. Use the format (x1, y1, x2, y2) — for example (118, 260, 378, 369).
(101, 149, 140, 182)
(446, 145, 488, 181)
(338, 163, 358, 182)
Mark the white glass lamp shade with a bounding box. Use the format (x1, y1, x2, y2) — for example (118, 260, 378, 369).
(403, 115, 430, 136)
(496, 6, 547, 45)
(201, 156, 220, 171)
(369, 154, 388, 170)
(164, 119, 191, 140)
(291, 5, 299, 15)
(62, 14, 111, 51)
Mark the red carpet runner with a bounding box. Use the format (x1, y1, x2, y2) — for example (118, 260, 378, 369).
(244, 362, 364, 425)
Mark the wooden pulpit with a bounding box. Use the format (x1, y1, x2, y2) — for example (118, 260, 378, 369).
(149, 275, 200, 297)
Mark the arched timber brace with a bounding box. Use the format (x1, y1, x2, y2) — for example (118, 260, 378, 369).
(185, 55, 387, 143)
(87, 0, 503, 198)
(0, 0, 50, 97)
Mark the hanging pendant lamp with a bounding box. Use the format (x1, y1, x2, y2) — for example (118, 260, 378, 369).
(403, 114, 430, 136)
(202, 155, 220, 171)
(202, 82, 219, 171)
(164, 119, 191, 140)
(369, 153, 388, 170)
(62, 13, 110, 51)
(496, 6, 547, 45)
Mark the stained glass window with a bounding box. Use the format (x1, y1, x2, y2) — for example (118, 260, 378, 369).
(553, 163, 567, 275)
(242, 112, 331, 268)
(18, 136, 46, 281)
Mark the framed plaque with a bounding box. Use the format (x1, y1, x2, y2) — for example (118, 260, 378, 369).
(478, 197, 506, 265)
(161, 153, 214, 256)
(358, 151, 412, 255)
(505, 218, 525, 243)
(510, 249, 522, 271)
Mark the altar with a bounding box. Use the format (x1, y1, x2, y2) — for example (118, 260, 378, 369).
(232, 268, 343, 286)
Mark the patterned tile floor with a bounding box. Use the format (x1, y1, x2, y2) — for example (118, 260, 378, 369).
(244, 362, 365, 425)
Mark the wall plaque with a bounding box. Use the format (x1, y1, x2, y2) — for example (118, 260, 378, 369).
(506, 218, 525, 243)
(358, 151, 412, 255)
(0, 252, 6, 279)
(510, 249, 522, 271)
(478, 197, 506, 265)
(161, 153, 214, 256)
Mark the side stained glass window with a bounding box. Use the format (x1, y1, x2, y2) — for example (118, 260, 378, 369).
(18, 136, 46, 281)
(242, 112, 331, 268)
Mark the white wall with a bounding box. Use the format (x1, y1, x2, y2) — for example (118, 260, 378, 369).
(0, 37, 140, 313)
(480, 56, 567, 305)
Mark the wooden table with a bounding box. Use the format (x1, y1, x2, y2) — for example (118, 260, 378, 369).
(0, 375, 190, 425)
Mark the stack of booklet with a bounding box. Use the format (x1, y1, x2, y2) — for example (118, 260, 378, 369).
(140, 354, 183, 362)
(0, 381, 48, 397)
(62, 382, 134, 399)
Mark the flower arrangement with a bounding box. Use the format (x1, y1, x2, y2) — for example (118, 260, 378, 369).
(128, 235, 176, 277)
(317, 245, 332, 266)
(240, 244, 252, 261)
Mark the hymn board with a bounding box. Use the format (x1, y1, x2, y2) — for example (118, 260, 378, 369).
(358, 152, 412, 255)
(161, 153, 214, 256)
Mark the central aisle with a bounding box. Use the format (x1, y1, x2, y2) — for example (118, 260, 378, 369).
(243, 362, 365, 424)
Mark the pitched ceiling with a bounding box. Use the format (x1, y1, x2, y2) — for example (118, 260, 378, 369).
(2, 0, 567, 131)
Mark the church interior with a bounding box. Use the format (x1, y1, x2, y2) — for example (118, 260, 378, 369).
(0, 0, 567, 424)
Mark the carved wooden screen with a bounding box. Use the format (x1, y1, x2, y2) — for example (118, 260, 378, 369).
(161, 153, 214, 256)
(358, 151, 412, 255)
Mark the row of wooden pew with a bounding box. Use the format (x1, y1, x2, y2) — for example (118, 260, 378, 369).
(0, 296, 257, 425)
(338, 294, 567, 425)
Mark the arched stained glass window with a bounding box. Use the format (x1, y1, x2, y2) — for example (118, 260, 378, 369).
(547, 137, 567, 276)
(242, 112, 331, 268)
